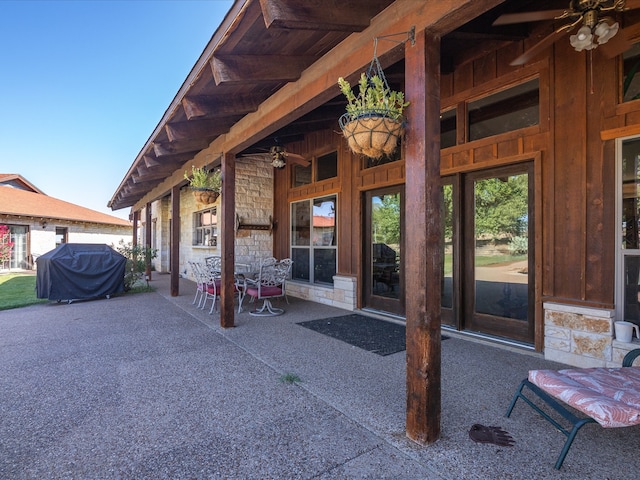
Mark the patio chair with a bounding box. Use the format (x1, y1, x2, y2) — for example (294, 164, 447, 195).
(244, 258, 293, 316)
(188, 261, 208, 308)
(202, 256, 248, 314)
(505, 348, 640, 470)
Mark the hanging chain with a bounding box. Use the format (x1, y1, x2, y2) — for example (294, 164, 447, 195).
(364, 27, 415, 88)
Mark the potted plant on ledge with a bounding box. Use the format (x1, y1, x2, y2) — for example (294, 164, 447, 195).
(184, 165, 221, 204)
(338, 72, 409, 159)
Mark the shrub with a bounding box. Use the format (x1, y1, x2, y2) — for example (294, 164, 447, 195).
(112, 240, 157, 291)
(0, 225, 14, 269)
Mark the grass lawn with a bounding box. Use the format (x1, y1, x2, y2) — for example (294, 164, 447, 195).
(0, 273, 47, 311)
(0, 273, 155, 311)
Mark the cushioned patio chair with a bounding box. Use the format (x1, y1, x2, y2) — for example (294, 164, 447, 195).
(244, 258, 292, 316)
(202, 255, 247, 314)
(505, 348, 640, 469)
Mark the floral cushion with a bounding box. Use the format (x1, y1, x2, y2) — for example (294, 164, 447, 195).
(529, 368, 640, 428)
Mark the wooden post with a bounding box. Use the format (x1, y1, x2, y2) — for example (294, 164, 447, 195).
(145, 202, 152, 281)
(404, 28, 443, 444)
(220, 152, 236, 328)
(170, 185, 180, 297)
(132, 210, 139, 247)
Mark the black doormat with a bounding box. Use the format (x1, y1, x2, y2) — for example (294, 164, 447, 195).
(297, 314, 449, 356)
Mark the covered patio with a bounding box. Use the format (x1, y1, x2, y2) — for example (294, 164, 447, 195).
(1, 274, 638, 478)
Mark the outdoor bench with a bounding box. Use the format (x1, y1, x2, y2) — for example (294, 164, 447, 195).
(505, 348, 640, 469)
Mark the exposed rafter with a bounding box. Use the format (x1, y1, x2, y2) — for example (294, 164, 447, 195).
(143, 155, 162, 168)
(133, 163, 177, 183)
(210, 54, 316, 85)
(259, 0, 391, 31)
(152, 139, 210, 158)
(182, 95, 261, 120)
(165, 119, 232, 143)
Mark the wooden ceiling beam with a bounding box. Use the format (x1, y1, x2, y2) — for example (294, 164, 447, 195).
(165, 119, 231, 143)
(142, 154, 161, 168)
(134, 163, 177, 182)
(182, 95, 261, 120)
(123, 182, 149, 195)
(153, 139, 210, 157)
(259, 0, 392, 32)
(211, 54, 315, 85)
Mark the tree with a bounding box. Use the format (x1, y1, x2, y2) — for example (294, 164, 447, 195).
(474, 175, 528, 239)
(372, 194, 400, 244)
(0, 225, 14, 268)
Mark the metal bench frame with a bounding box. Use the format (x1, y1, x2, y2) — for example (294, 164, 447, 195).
(505, 348, 640, 469)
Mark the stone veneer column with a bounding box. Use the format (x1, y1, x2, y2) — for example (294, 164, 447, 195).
(544, 302, 614, 367)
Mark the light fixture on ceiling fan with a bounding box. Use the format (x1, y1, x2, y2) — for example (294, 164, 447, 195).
(493, 0, 640, 65)
(243, 144, 309, 169)
(269, 145, 310, 169)
(270, 145, 288, 169)
(568, 9, 619, 51)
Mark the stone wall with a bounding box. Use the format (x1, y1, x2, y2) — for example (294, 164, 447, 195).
(544, 302, 618, 367)
(286, 275, 356, 311)
(151, 157, 275, 282)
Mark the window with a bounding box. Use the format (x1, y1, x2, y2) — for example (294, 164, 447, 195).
(55, 227, 67, 247)
(468, 78, 540, 141)
(617, 136, 640, 327)
(8, 225, 28, 269)
(316, 151, 338, 181)
(440, 108, 457, 149)
(194, 207, 217, 246)
(623, 43, 640, 102)
(468, 78, 539, 141)
(291, 195, 337, 285)
(293, 150, 338, 187)
(363, 142, 402, 168)
(293, 163, 312, 187)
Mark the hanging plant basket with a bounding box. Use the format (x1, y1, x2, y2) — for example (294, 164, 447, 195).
(339, 112, 404, 159)
(192, 188, 219, 204)
(338, 51, 409, 159)
(184, 165, 221, 204)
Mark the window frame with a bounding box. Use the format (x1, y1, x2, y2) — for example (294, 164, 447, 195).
(616, 134, 640, 323)
(55, 227, 68, 247)
(291, 148, 338, 188)
(290, 194, 338, 286)
(193, 207, 218, 247)
(441, 75, 541, 148)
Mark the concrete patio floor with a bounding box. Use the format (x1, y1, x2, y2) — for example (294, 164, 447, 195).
(1, 272, 638, 479)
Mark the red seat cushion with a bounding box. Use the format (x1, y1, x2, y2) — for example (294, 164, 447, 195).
(245, 285, 282, 298)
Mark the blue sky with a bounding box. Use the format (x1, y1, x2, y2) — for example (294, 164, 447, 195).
(0, 0, 233, 220)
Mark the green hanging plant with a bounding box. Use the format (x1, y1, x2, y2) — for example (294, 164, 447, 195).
(338, 70, 409, 159)
(184, 166, 221, 193)
(338, 73, 409, 122)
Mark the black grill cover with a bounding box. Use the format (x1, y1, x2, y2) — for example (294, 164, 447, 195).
(36, 244, 126, 301)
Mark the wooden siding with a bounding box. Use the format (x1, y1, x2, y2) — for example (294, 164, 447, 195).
(273, 25, 640, 316)
(437, 34, 640, 312)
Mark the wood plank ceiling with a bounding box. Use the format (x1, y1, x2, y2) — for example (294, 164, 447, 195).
(109, 0, 573, 211)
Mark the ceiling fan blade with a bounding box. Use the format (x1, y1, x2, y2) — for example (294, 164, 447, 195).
(239, 152, 270, 160)
(285, 152, 310, 167)
(624, 0, 640, 11)
(510, 27, 569, 66)
(287, 157, 311, 167)
(601, 22, 640, 58)
(493, 9, 568, 26)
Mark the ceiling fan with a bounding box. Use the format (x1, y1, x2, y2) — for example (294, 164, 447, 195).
(240, 144, 310, 169)
(493, 0, 640, 66)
